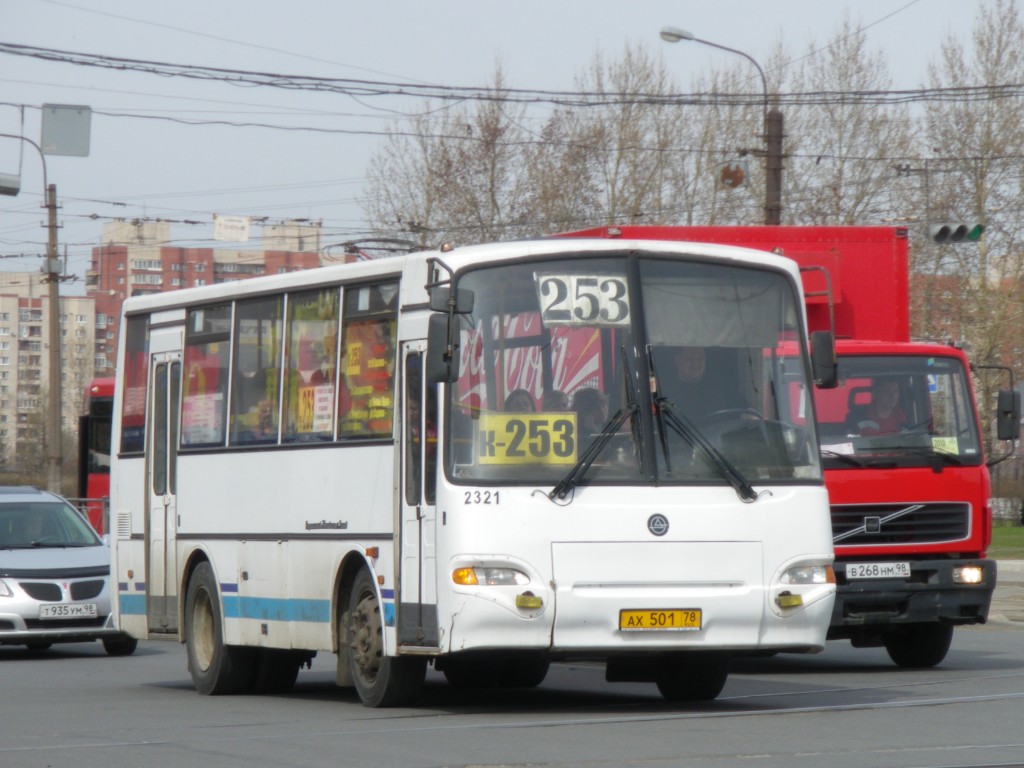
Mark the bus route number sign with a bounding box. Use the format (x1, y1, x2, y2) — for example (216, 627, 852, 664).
(536, 273, 631, 328)
(478, 413, 577, 465)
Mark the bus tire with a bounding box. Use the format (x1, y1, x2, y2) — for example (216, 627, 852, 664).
(250, 649, 304, 694)
(883, 623, 953, 668)
(346, 569, 425, 707)
(102, 634, 138, 657)
(185, 562, 253, 695)
(439, 655, 506, 689)
(656, 652, 729, 702)
(500, 655, 550, 688)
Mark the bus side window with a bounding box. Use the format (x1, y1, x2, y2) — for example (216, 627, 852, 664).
(283, 288, 339, 443)
(181, 305, 231, 448)
(230, 296, 284, 445)
(338, 283, 398, 438)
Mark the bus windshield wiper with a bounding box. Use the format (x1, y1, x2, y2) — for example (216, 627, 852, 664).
(552, 346, 638, 501)
(646, 346, 756, 502)
(549, 401, 638, 501)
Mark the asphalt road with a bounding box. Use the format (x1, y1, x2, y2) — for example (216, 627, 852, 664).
(2, 597, 1023, 768)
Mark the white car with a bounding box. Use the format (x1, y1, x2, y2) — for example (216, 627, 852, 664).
(0, 486, 136, 655)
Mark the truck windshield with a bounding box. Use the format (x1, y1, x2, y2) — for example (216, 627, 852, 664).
(444, 253, 822, 488)
(815, 355, 982, 468)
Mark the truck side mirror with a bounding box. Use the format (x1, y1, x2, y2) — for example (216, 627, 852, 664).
(996, 388, 1021, 441)
(426, 313, 459, 384)
(810, 330, 837, 389)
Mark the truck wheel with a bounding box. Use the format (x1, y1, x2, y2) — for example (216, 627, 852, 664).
(102, 634, 138, 657)
(656, 653, 729, 702)
(185, 562, 253, 694)
(883, 623, 953, 668)
(346, 569, 425, 707)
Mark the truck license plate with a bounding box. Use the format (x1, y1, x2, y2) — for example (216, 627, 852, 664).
(846, 562, 911, 579)
(619, 609, 701, 631)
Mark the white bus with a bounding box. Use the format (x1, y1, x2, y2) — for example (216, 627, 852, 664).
(110, 237, 837, 707)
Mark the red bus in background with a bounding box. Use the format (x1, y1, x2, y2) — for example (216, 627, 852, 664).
(78, 377, 115, 534)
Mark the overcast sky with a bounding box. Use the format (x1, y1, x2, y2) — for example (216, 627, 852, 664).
(0, 0, 982, 287)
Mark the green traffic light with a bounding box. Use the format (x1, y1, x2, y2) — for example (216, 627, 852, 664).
(967, 224, 984, 241)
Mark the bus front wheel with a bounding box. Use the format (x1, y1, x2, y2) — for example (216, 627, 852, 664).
(656, 652, 730, 702)
(345, 570, 425, 707)
(185, 562, 253, 695)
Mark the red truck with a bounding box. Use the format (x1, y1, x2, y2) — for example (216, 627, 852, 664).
(558, 225, 1019, 667)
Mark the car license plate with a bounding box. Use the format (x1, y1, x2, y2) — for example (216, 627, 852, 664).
(846, 562, 911, 579)
(619, 609, 701, 631)
(39, 603, 98, 620)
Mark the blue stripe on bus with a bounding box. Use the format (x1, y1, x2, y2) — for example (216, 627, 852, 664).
(119, 593, 147, 616)
(117, 587, 396, 626)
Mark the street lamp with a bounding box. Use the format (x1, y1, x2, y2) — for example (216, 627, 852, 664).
(659, 26, 783, 225)
(0, 133, 63, 492)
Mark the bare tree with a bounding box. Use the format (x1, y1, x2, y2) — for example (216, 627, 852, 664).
(785, 16, 913, 225)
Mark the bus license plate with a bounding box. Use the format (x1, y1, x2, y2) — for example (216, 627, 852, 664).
(39, 603, 98, 620)
(619, 609, 701, 631)
(846, 562, 911, 580)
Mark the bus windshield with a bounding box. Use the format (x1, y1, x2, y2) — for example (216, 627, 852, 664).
(815, 354, 983, 468)
(446, 253, 821, 488)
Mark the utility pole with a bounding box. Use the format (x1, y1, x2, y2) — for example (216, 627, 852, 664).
(43, 182, 62, 494)
(765, 108, 784, 226)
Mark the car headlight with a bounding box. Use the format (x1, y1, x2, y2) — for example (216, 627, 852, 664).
(0, 579, 12, 598)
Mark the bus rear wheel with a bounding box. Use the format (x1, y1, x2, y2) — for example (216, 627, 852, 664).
(346, 570, 425, 707)
(185, 562, 253, 695)
(656, 652, 730, 702)
(883, 623, 953, 668)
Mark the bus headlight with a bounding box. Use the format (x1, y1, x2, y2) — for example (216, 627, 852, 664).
(452, 567, 530, 586)
(953, 565, 984, 585)
(780, 564, 835, 585)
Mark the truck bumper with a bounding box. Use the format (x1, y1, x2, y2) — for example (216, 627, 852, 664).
(827, 558, 995, 642)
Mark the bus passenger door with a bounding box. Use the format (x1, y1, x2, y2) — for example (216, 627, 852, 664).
(398, 344, 439, 647)
(147, 345, 181, 635)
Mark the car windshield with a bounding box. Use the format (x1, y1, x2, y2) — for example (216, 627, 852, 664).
(0, 501, 101, 548)
(814, 355, 983, 468)
(444, 252, 821, 488)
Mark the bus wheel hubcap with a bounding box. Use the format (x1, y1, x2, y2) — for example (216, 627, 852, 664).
(350, 595, 382, 680)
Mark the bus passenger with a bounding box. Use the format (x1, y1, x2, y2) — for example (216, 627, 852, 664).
(542, 390, 569, 411)
(574, 388, 608, 434)
(504, 388, 535, 412)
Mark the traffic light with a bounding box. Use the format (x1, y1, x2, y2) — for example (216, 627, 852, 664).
(929, 222, 984, 243)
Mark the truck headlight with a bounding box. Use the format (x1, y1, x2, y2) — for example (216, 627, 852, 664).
(953, 565, 984, 585)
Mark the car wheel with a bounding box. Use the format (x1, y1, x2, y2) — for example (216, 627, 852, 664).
(102, 635, 139, 657)
(184, 561, 253, 694)
(346, 569, 425, 707)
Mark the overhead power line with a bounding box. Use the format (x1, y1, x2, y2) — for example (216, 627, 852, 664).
(1, 41, 1023, 108)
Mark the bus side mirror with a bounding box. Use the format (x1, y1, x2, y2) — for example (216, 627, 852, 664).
(427, 313, 458, 384)
(996, 388, 1020, 441)
(810, 330, 837, 389)
(428, 286, 474, 314)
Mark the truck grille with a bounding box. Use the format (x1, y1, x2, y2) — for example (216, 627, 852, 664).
(832, 502, 970, 546)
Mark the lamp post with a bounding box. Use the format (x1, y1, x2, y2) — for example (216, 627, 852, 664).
(659, 26, 783, 225)
(0, 133, 63, 492)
